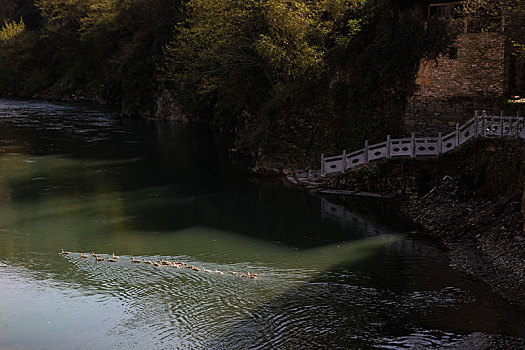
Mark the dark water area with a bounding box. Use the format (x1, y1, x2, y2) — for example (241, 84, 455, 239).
(0, 98, 524, 349)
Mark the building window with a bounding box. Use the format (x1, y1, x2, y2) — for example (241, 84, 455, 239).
(430, 5, 447, 19)
(429, 3, 460, 21)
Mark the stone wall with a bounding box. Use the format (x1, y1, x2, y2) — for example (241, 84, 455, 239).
(404, 32, 505, 135)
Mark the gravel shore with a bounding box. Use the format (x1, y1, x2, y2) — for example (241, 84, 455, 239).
(399, 176, 525, 306)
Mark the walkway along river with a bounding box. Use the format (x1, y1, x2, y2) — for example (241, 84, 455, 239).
(0, 98, 524, 349)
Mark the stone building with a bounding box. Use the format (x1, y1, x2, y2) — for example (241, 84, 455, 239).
(400, 0, 523, 134)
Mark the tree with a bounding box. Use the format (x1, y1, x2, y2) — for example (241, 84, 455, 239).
(0, 18, 38, 93)
(161, 0, 367, 127)
(30, 0, 181, 113)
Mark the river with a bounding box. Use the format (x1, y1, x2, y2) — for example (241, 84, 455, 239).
(0, 98, 524, 349)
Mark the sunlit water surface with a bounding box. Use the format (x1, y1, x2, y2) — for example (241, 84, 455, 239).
(0, 99, 524, 349)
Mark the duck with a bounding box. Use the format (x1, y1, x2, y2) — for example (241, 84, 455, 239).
(79, 253, 89, 258)
(226, 269, 238, 275)
(131, 257, 141, 263)
(246, 272, 258, 279)
(191, 266, 200, 271)
(96, 257, 104, 262)
(153, 261, 162, 267)
(214, 269, 224, 275)
(112, 253, 119, 259)
(160, 260, 171, 266)
(202, 267, 213, 273)
(60, 249, 69, 255)
(142, 259, 154, 265)
(107, 257, 117, 262)
(91, 251, 101, 258)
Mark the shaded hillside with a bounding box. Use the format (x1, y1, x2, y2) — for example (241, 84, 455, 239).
(0, 0, 453, 160)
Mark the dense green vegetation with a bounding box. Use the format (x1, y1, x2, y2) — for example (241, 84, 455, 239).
(160, 0, 451, 160)
(0, 0, 455, 164)
(1, 0, 180, 116)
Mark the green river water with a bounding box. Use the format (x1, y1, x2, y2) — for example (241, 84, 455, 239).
(0, 99, 524, 349)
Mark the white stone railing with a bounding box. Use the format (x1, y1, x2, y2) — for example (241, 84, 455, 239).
(321, 110, 523, 176)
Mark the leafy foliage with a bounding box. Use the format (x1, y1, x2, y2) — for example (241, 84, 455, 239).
(256, 0, 326, 81)
(0, 18, 39, 93)
(161, 0, 374, 131)
(0, 0, 181, 115)
(0, 0, 452, 163)
(162, 0, 266, 124)
(0, 18, 26, 41)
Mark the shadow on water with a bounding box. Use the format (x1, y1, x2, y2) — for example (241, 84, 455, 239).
(206, 238, 525, 349)
(0, 159, 407, 250)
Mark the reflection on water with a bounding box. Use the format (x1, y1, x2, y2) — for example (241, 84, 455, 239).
(1, 99, 525, 349)
(321, 197, 393, 236)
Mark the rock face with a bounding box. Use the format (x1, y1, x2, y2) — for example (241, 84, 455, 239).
(155, 89, 188, 122)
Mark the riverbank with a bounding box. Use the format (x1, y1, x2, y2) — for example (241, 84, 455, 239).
(277, 137, 525, 307)
(399, 176, 525, 306)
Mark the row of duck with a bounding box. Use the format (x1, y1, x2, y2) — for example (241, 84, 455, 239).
(60, 249, 258, 279)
